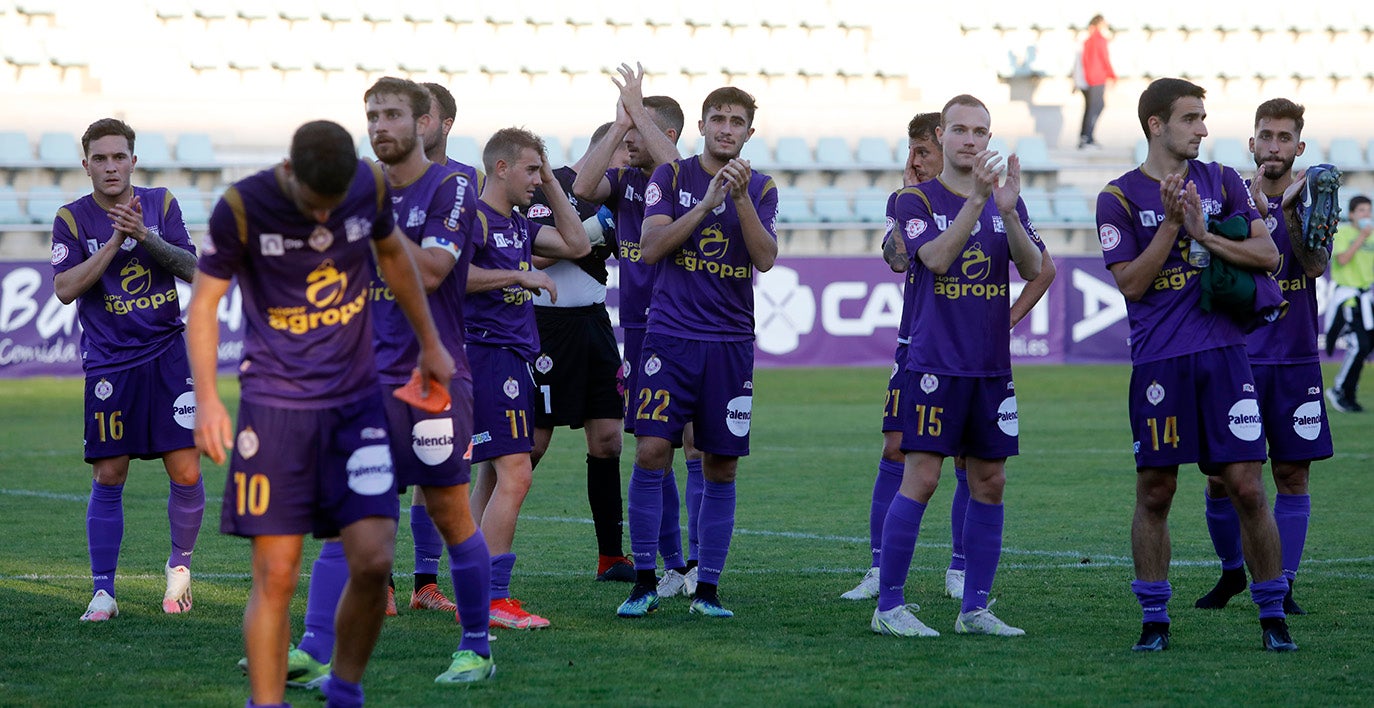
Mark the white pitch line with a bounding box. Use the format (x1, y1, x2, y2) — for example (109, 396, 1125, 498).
(4, 488, 1370, 569)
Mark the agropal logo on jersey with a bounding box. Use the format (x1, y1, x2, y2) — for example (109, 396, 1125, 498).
(411, 417, 455, 465)
(753, 265, 815, 355)
(960, 242, 992, 281)
(267, 259, 367, 334)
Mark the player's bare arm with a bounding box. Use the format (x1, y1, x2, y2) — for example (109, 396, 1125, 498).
(52, 230, 129, 304)
(572, 101, 632, 203)
(640, 169, 730, 264)
(615, 62, 678, 168)
(375, 227, 455, 395)
(531, 154, 591, 260)
(882, 231, 909, 272)
(109, 195, 197, 282)
(1011, 245, 1055, 328)
(1275, 173, 1331, 278)
(722, 159, 777, 272)
(186, 270, 234, 465)
(916, 150, 1001, 275)
(1108, 174, 1188, 302)
(395, 231, 458, 293)
(466, 264, 557, 302)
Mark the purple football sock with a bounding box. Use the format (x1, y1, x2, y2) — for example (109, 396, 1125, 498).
(949, 467, 969, 572)
(877, 493, 926, 612)
(1204, 491, 1244, 571)
(696, 479, 736, 587)
(961, 499, 1004, 613)
(244, 701, 289, 708)
(685, 458, 704, 561)
(627, 464, 664, 571)
(166, 478, 203, 570)
(1251, 576, 1289, 619)
(297, 541, 347, 665)
(87, 480, 124, 597)
(448, 530, 491, 657)
(1131, 579, 1172, 624)
(489, 552, 515, 600)
(410, 504, 443, 577)
(322, 672, 363, 708)
(868, 458, 904, 567)
(658, 469, 685, 569)
(1273, 493, 1310, 582)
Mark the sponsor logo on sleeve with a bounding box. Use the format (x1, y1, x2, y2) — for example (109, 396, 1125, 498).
(1098, 224, 1122, 251)
(905, 218, 926, 239)
(527, 204, 553, 219)
(645, 183, 662, 206)
(260, 233, 284, 256)
(50, 243, 68, 265)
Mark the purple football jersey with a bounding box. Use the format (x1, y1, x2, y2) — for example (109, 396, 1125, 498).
(604, 166, 656, 328)
(50, 187, 195, 375)
(881, 190, 918, 343)
(1097, 160, 1262, 364)
(642, 156, 779, 340)
(464, 200, 539, 360)
(199, 160, 395, 408)
(439, 156, 486, 195)
(1245, 189, 1327, 364)
(897, 179, 1045, 376)
(371, 161, 477, 386)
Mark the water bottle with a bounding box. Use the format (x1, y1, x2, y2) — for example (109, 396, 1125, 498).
(1187, 239, 1211, 267)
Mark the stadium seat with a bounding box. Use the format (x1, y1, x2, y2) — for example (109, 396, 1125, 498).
(0, 185, 25, 225)
(812, 187, 855, 222)
(1293, 143, 1327, 171)
(356, 136, 377, 162)
(740, 138, 772, 166)
(772, 137, 812, 169)
(813, 137, 851, 169)
(136, 132, 175, 171)
(1019, 187, 1053, 223)
(855, 137, 896, 168)
(447, 136, 483, 169)
(175, 133, 218, 170)
(1015, 136, 1054, 172)
(0, 132, 36, 169)
(1051, 187, 1096, 225)
(1133, 139, 1149, 165)
(1209, 137, 1250, 170)
(568, 136, 591, 162)
(177, 192, 210, 225)
(24, 185, 65, 224)
(853, 186, 891, 224)
(1327, 138, 1366, 171)
(774, 187, 814, 223)
(37, 132, 80, 169)
(543, 137, 566, 167)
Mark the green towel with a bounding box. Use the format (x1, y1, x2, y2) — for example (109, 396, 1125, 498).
(1197, 215, 1255, 314)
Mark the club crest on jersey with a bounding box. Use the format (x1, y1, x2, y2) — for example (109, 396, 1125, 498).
(645, 182, 662, 206)
(94, 378, 113, 401)
(891, 361, 900, 379)
(260, 233, 285, 256)
(1139, 210, 1158, 227)
(237, 427, 260, 459)
(527, 203, 553, 219)
(50, 242, 68, 265)
(1146, 381, 1165, 406)
(1265, 214, 1278, 233)
(309, 225, 333, 252)
(406, 207, 425, 228)
(1098, 224, 1121, 251)
(503, 376, 520, 400)
(535, 353, 553, 374)
(920, 373, 938, 394)
(905, 218, 925, 239)
(644, 355, 662, 377)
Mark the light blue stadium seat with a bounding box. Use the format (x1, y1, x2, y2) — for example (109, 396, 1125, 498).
(740, 138, 771, 166)
(1209, 137, 1250, 170)
(568, 137, 591, 162)
(136, 132, 175, 170)
(812, 187, 854, 222)
(25, 185, 67, 224)
(853, 186, 891, 224)
(1134, 139, 1149, 165)
(176, 133, 218, 170)
(1327, 138, 1366, 170)
(447, 136, 483, 169)
(356, 136, 377, 161)
(0, 185, 26, 225)
(37, 132, 81, 169)
(775, 187, 814, 223)
(1052, 187, 1096, 224)
(1020, 187, 1053, 222)
(1015, 136, 1054, 171)
(814, 137, 852, 168)
(1293, 143, 1327, 171)
(772, 137, 812, 169)
(176, 193, 210, 225)
(543, 136, 566, 167)
(855, 137, 895, 167)
(0, 131, 36, 169)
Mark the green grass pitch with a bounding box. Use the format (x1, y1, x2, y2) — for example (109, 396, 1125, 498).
(1, 365, 1370, 706)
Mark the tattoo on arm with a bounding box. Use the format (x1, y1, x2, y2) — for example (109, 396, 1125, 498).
(141, 233, 198, 282)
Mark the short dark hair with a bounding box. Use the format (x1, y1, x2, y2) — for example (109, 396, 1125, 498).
(1351, 195, 1371, 213)
(1138, 78, 1206, 138)
(81, 118, 135, 156)
(940, 95, 989, 127)
(644, 95, 685, 138)
(701, 87, 758, 126)
(907, 112, 940, 142)
(483, 127, 544, 174)
(363, 76, 429, 120)
(1254, 97, 1305, 136)
(589, 121, 615, 147)
(1089, 14, 1104, 26)
(290, 120, 357, 196)
(422, 82, 456, 123)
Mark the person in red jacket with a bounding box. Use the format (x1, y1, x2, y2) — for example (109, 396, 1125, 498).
(1078, 14, 1116, 149)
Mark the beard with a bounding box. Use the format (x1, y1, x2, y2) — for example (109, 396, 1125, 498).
(1257, 157, 1293, 180)
(375, 133, 418, 165)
